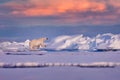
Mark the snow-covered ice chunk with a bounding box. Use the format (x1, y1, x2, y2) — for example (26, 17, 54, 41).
(0, 33, 120, 53)
(48, 33, 120, 50)
(0, 40, 30, 52)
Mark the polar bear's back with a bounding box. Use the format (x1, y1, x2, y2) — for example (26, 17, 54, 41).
(30, 39, 42, 46)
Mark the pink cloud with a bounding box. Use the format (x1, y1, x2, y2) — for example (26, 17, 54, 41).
(2, 0, 108, 16)
(0, 0, 120, 25)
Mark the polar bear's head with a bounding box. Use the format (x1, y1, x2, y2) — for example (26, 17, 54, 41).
(38, 37, 48, 41)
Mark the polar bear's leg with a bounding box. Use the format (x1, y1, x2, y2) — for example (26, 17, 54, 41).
(30, 45, 38, 50)
(40, 43, 46, 47)
(29, 44, 34, 50)
(29, 41, 36, 50)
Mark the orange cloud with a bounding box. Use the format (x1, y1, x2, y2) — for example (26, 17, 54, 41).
(3, 0, 108, 16)
(1, 0, 120, 25)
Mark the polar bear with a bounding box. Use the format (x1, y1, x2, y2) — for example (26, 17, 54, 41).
(29, 37, 48, 50)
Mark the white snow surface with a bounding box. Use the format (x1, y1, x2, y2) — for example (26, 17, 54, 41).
(0, 52, 120, 80)
(0, 33, 120, 53)
(48, 33, 120, 50)
(0, 51, 120, 68)
(0, 39, 30, 52)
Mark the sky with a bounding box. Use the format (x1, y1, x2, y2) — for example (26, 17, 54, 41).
(0, 0, 120, 41)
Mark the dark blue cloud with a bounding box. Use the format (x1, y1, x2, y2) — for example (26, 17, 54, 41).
(0, 0, 9, 3)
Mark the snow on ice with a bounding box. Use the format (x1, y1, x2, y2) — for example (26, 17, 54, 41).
(48, 33, 120, 50)
(0, 33, 120, 53)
